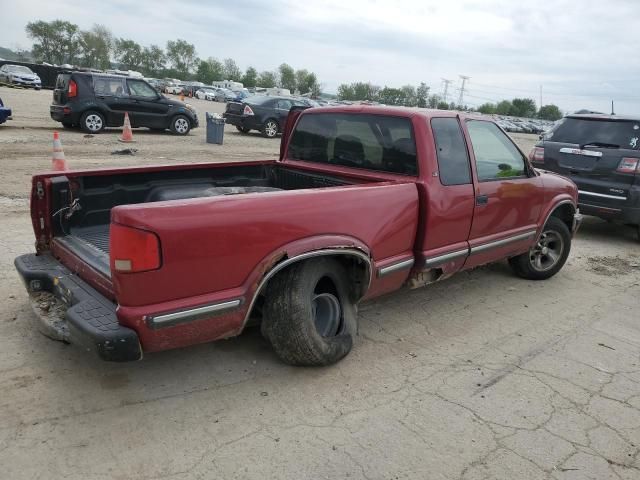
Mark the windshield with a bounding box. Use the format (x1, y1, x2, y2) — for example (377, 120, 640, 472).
(288, 113, 418, 175)
(8, 65, 34, 74)
(546, 117, 640, 150)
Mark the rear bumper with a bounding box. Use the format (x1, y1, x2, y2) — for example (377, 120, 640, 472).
(578, 186, 640, 225)
(14, 253, 142, 362)
(223, 113, 262, 130)
(50, 105, 78, 123)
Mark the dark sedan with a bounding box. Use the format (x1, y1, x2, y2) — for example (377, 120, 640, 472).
(223, 95, 313, 137)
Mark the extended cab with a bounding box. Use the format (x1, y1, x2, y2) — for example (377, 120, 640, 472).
(15, 106, 581, 365)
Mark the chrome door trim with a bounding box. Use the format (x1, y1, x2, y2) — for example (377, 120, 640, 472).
(377, 258, 414, 278)
(470, 230, 537, 255)
(559, 147, 603, 158)
(424, 249, 469, 268)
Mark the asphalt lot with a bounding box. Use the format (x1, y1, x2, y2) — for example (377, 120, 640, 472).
(1, 86, 639, 480)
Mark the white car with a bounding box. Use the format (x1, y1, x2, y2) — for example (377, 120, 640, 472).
(195, 88, 218, 101)
(165, 84, 184, 95)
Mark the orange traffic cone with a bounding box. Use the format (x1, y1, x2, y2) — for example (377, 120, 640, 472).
(179, 92, 185, 101)
(51, 131, 67, 171)
(119, 112, 135, 143)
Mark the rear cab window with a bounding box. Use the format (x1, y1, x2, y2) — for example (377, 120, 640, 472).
(431, 118, 471, 185)
(466, 120, 527, 181)
(288, 113, 418, 175)
(546, 117, 640, 150)
(55, 74, 71, 89)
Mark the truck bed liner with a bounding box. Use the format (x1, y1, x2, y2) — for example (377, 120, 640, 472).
(56, 225, 111, 277)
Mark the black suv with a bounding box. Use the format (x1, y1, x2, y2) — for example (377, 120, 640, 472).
(531, 114, 640, 236)
(223, 95, 314, 137)
(50, 72, 199, 135)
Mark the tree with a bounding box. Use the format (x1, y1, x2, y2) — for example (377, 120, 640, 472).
(437, 101, 449, 110)
(295, 69, 309, 93)
(223, 58, 242, 82)
(257, 71, 277, 88)
(337, 82, 379, 101)
(196, 57, 224, 84)
(242, 66, 258, 88)
(496, 100, 513, 115)
(477, 103, 497, 115)
(416, 82, 430, 108)
(400, 85, 417, 107)
(26, 20, 80, 64)
(77, 24, 112, 70)
(510, 98, 537, 118)
(140, 45, 166, 77)
(114, 38, 142, 70)
(166, 39, 197, 78)
(278, 63, 296, 91)
(538, 104, 562, 121)
(378, 87, 406, 106)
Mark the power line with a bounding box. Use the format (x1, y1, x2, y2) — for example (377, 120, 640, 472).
(441, 78, 453, 103)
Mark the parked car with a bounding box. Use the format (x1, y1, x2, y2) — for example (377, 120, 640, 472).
(49, 72, 199, 135)
(15, 106, 580, 365)
(165, 83, 184, 95)
(213, 88, 238, 102)
(0, 64, 41, 89)
(0, 97, 12, 124)
(180, 84, 200, 98)
(195, 87, 218, 100)
(530, 113, 640, 239)
(223, 95, 314, 137)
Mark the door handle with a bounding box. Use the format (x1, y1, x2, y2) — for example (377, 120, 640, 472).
(476, 194, 489, 205)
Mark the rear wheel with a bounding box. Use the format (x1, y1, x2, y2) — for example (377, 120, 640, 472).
(261, 119, 279, 138)
(262, 258, 357, 366)
(80, 111, 105, 134)
(509, 217, 571, 280)
(236, 126, 251, 134)
(170, 115, 191, 135)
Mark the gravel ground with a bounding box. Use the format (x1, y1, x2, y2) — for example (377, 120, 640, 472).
(0, 86, 639, 480)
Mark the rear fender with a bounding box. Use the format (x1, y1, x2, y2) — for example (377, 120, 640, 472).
(239, 235, 372, 332)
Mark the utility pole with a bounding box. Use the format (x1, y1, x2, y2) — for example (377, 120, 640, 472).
(539, 85, 543, 109)
(441, 78, 453, 103)
(458, 75, 470, 107)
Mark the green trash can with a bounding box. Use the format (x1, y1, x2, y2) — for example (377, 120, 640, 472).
(206, 113, 225, 145)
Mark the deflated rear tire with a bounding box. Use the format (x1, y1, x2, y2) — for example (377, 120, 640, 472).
(508, 217, 571, 280)
(262, 258, 357, 366)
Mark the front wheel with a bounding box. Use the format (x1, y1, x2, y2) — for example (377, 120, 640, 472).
(80, 111, 105, 134)
(170, 115, 191, 135)
(262, 258, 358, 366)
(261, 119, 279, 138)
(508, 217, 571, 280)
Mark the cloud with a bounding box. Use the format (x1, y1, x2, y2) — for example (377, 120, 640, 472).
(1, 0, 639, 113)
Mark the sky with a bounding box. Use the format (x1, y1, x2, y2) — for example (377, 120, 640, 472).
(1, 0, 639, 114)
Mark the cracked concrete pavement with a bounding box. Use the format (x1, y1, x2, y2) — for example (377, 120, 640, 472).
(1, 87, 640, 479)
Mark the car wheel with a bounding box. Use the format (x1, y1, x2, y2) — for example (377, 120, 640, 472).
(261, 119, 279, 138)
(236, 126, 251, 134)
(170, 115, 191, 135)
(80, 111, 105, 134)
(508, 217, 571, 280)
(262, 258, 357, 366)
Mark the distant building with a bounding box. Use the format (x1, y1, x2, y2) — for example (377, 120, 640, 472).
(211, 80, 243, 91)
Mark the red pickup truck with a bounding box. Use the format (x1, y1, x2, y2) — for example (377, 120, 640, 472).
(15, 106, 581, 365)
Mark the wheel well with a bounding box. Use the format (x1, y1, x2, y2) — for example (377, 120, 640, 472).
(549, 203, 575, 232)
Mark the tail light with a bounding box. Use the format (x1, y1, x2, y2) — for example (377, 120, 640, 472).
(68, 79, 77, 98)
(616, 158, 640, 174)
(529, 146, 544, 164)
(243, 105, 254, 116)
(110, 224, 161, 273)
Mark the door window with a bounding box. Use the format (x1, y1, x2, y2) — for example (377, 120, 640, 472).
(127, 80, 158, 98)
(467, 120, 527, 181)
(276, 99, 293, 110)
(431, 118, 472, 185)
(94, 77, 126, 96)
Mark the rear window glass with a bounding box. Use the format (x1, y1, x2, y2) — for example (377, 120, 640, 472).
(288, 113, 418, 175)
(93, 77, 125, 96)
(547, 118, 640, 150)
(55, 74, 70, 89)
(431, 118, 471, 185)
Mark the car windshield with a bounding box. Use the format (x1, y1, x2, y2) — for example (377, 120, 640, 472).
(546, 117, 640, 150)
(8, 65, 33, 74)
(288, 113, 418, 175)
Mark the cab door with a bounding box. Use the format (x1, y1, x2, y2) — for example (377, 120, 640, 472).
(463, 120, 545, 268)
